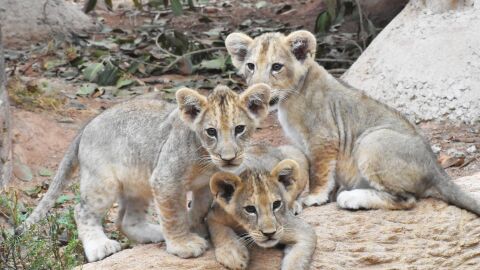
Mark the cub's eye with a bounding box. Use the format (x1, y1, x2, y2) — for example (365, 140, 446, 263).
(246, 63, 255, 71)
(234, 125, 246, 136)
(271, 63, 283, 72)
(273, 200, 282, 211)
(244, 205, 257, 214)
(206, 128, 217, 138)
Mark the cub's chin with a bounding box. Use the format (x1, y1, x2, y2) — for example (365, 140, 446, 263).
(216, 162, 243, 174)
(256, 238, 280, 248)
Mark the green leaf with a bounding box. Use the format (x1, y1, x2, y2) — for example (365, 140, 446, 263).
(56, 195, 73, 205)
(105, 0, 113, 10)
(116, 79, 135, 89)
(255, 1, 268, 9)
(325, 0, 337, 19)
(43, 59, 67, 70)
(196, 56, 226, 71)
(133, 0, 143, 9)
(24, 186, 43, 197)
(96, 61, 120, 86)
(83, 63, 104, 82)
(314, 11, 332, 33)
(171, 0, 183, 16)
(77, 83, 98, 96)
(38, 167, 53, 177)
(14, 162, 33, 182)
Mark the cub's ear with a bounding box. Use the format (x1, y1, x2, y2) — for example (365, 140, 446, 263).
(285, 30, 317, 62)
(210, 172, 242, 204)
(225, 32, 253, 68)
(176, 88, 208, 126)
(271, 159, 300, 188)
(240, 83, 271, 123)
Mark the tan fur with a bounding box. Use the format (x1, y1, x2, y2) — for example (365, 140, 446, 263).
(207, 160, 316, 270)
(22, 84, 271, 262)
(241, 143, 309, 214)
(226, 30, 480, 216)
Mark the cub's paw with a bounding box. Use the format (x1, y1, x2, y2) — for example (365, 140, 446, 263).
(336, 190, 363, 210)
(190, 222, 209, 239)
(166, 233, 209, 258)
(84, 238, 122, 262)
(303, 191, 329, 207)
(215, 242, 249, 270)
(292, 200, 303, 215)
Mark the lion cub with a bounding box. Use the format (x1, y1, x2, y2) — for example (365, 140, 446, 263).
(21, 84, 271, 262)
(225, 30, 480, 215)
(242, 143, 309, 215)
(208, 159, 316, 270)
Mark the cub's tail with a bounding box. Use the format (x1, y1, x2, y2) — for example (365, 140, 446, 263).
(18, 131, 83, 233)
(432, 171, 480, 216)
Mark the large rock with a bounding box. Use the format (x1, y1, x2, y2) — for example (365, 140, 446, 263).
(0, 0, 96, 49)
(342, 0, 480, 124)
(81, 172, 480, 269)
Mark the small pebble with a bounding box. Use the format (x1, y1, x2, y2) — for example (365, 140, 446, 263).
(466, 145, 477, 154)
(431, 144, 441, 154)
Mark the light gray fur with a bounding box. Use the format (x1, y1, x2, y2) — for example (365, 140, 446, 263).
(226, 30, 480, 215)
(21, 84, 271, 262)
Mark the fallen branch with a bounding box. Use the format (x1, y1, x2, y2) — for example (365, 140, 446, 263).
(0, 26, 13, 188)
(154, 34, 226, 73)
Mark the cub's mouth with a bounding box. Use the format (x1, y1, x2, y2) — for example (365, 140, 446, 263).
(215, 158, 243, 173)
(256, 238, 280, 248)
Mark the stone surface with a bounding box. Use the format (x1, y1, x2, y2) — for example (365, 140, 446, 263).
(0, 0, 96, 49)
(342, 0, 480, 124)
(81, 172, 480, 270)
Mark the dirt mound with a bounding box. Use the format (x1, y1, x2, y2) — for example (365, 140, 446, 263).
(80, 172, 480, 270)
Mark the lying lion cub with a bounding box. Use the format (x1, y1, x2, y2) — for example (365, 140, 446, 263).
(242, 143, 309, 215)
(225, 30, 480, 215)
(21, 84, 271, 262)
(208, 159, 316, 270)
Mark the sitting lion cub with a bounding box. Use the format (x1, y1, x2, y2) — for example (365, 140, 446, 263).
(21, 84, 271, 262)
(208, 159, 316, 270)
(225, 30, 480, 215)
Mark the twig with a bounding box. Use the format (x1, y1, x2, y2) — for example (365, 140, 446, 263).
(154, 34, 178, 58)
(327, 68, 347, 73)
(0, 27, 13, 188)
(354, 0, 366, 48)
(459, 157, 477, 168)
(161, 47, 226, 73)
(317, 58, 354, 63)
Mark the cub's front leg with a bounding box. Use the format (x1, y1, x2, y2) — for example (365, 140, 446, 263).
(281, 218, 316, 270)
(207, 210, 249, 270)
(303, 141, 338, 206)
(150, 156, 208, 258)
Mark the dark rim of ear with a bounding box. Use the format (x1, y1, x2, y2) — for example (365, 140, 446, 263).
(269, 96, 279, 106)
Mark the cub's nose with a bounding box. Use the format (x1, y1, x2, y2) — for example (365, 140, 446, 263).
(220, 154, 236, 164)
(261, 230, 276, 239)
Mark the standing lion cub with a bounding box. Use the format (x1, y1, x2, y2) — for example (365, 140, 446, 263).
(225, 30, 480, 215)
(21, 84, 270, 262)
